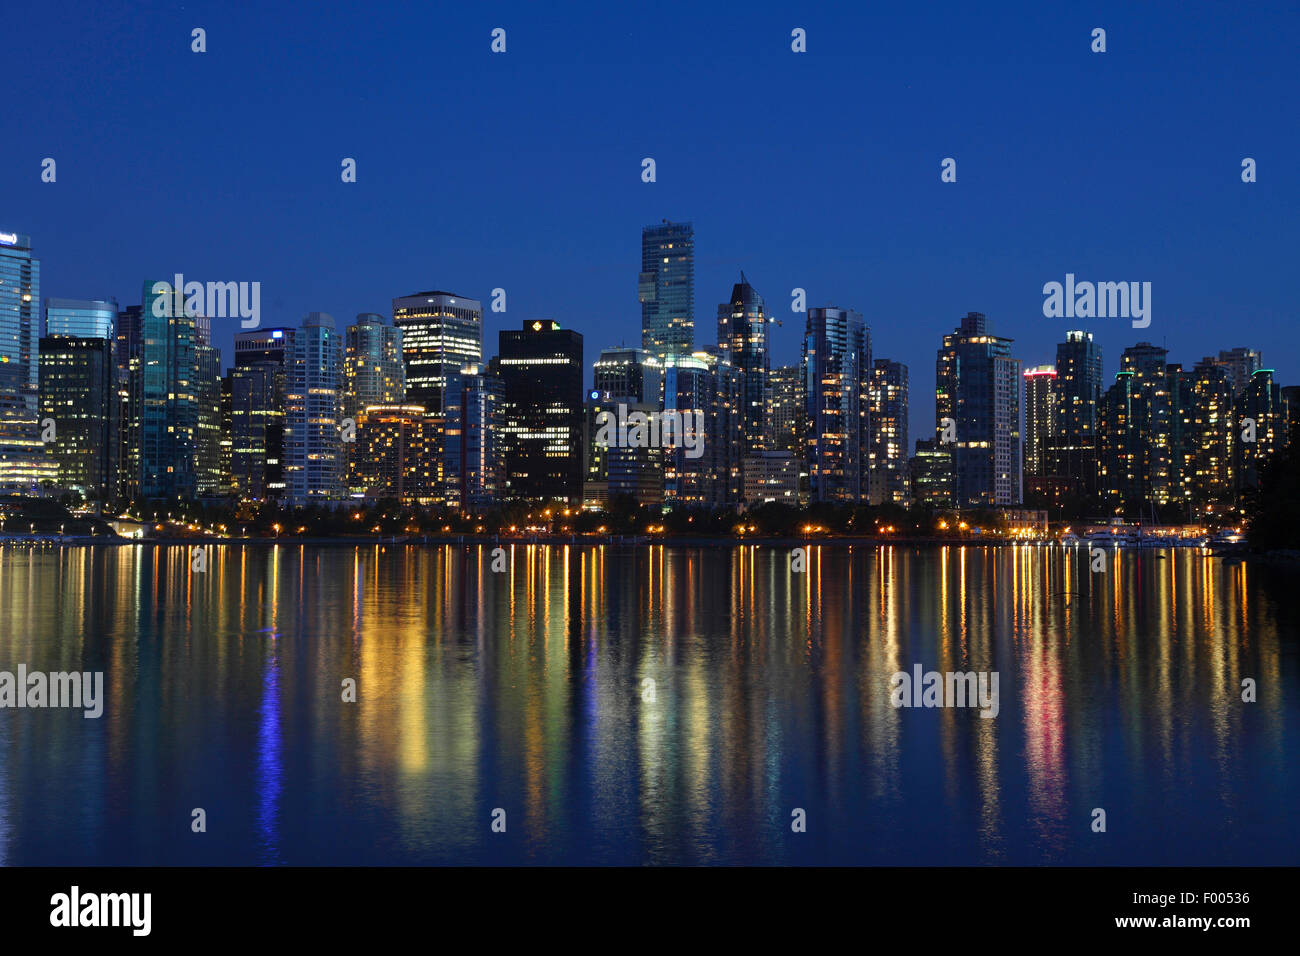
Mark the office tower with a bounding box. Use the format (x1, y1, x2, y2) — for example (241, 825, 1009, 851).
(868, 359, 910, 506)
(285, 313, 345, 504)
(1119, 342, 1179, 507)
(1189, 359, 1235, 518)
(662, 350, 742, 508)
(909, 438, 955, 508)
(344, 313, 405, 420)
(766, 365, 804, 458)
(803, 306, 870, 503)
(39, 336, 116, 498)
(40, 298, 119, 499)
(1235, 369, 1287, 497)
(219, 375, 233, 496)
(585, 348, 664, 509)
(582, 394, 665, 511)
(230, 328, 293, 502)
(0, 231, 54, 493)
(115, 305, 143, 501)
(352, 405, 436, 503)
(1047, 330, 1103, 494)
(592, 347, 662, 404)
(493, 319, 584, 503)
(391, 292, 481, 415)
(742, 450, 799, 506)
(716, 274, 769, 457)
(1099, 371, 1138, 512)
(1023, 365, 1056, 478)
(639, 220, 694, 362)
(139, 280, 199, 499)
(1216, 347, 1263, 398)
(449, 364, 506, 511)
(46, 298, 117, 338)
(194, 316, 225, 497)
(935, 312, 1021, 506)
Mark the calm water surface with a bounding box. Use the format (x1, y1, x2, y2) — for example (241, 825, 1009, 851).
(0, 543, 1295, 865)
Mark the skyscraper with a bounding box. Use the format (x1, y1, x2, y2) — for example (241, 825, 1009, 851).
(448, 364, 506, 511)
(493, 319, 584, 503)
(1234, 368, 1287, 498)
(716, 274, 769, 457)
(639, 220, 694, 362)
(1216, 347, 1263, 399)
(139, 280, 198, 499)
(1023, 365, 1057, 478)
(194, 316, 225, 497)
(344, 313, 405, 420)
(40, 298, 119, 497)
(1047, 331, 1103, 494)
(39, 336, 116, 498)
(392, 292, 482, 414)
(584, 348, 665, 509)
(0, 231, 53, 493)
(230, 328, 293, 502)
(285, 313, 345, 504)
(765, 365, 804, 459)
(868, 359, 909, 506)
(351, 405, 435, 503)
(46, 298, 117, 339)
(115, 304, 143, 501)
(803, 306, 870, 502)
(935, 312, 1021, 507)
(662, 350, 742, 508)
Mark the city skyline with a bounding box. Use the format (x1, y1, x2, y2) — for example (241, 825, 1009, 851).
(6, 2, 1295, 452)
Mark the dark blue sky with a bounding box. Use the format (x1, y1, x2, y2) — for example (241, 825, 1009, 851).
(7, 0, 1297, 443)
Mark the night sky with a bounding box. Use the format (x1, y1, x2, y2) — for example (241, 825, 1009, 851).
(7, 0, 1296, 443)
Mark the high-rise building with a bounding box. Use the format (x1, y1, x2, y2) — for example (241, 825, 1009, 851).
(0, 231, 53, 493)
(46, 298, 117, 339)
(639, 220, 694, 363)
(344, 313, 405, 420)
(592, 347, 662, 404)
(1047, 330, 1103, 494)
(935, 312, 1021, 506)
(139, 280, 199, 499)
(229, 328, 293, 502)
(765, 365, 804, 459)
(909, 438, 954, 508)
(40, 298, 118, 498)
(448, 364, 506, 512)
(39, 336, 116, 498)
(1189, 358, 1235, 518)
(742, 450, 799, 506)
(1023, 365, 1056, 478)
(1234, 368, 1287, 498)
(493, 319, 584, 503)
(803, 306, 870, 502)
(392, 292, 482, 415)
(194, 317, 225, 497)
(584, 348, 664, 509)
(285, 313, 345, 504)
(662, 350, 742, 508)
(115, 304, 143, 501)
(1215, 347, 1263, 399)
(351, 405, 436, 503)
(716, 274, 769, 457)
(869, 359, 909, 506)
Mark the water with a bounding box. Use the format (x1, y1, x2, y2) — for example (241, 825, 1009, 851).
(0, 543, 1295, 866)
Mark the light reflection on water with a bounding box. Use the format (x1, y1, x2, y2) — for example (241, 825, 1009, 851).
(0, 543, 1294, 866)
